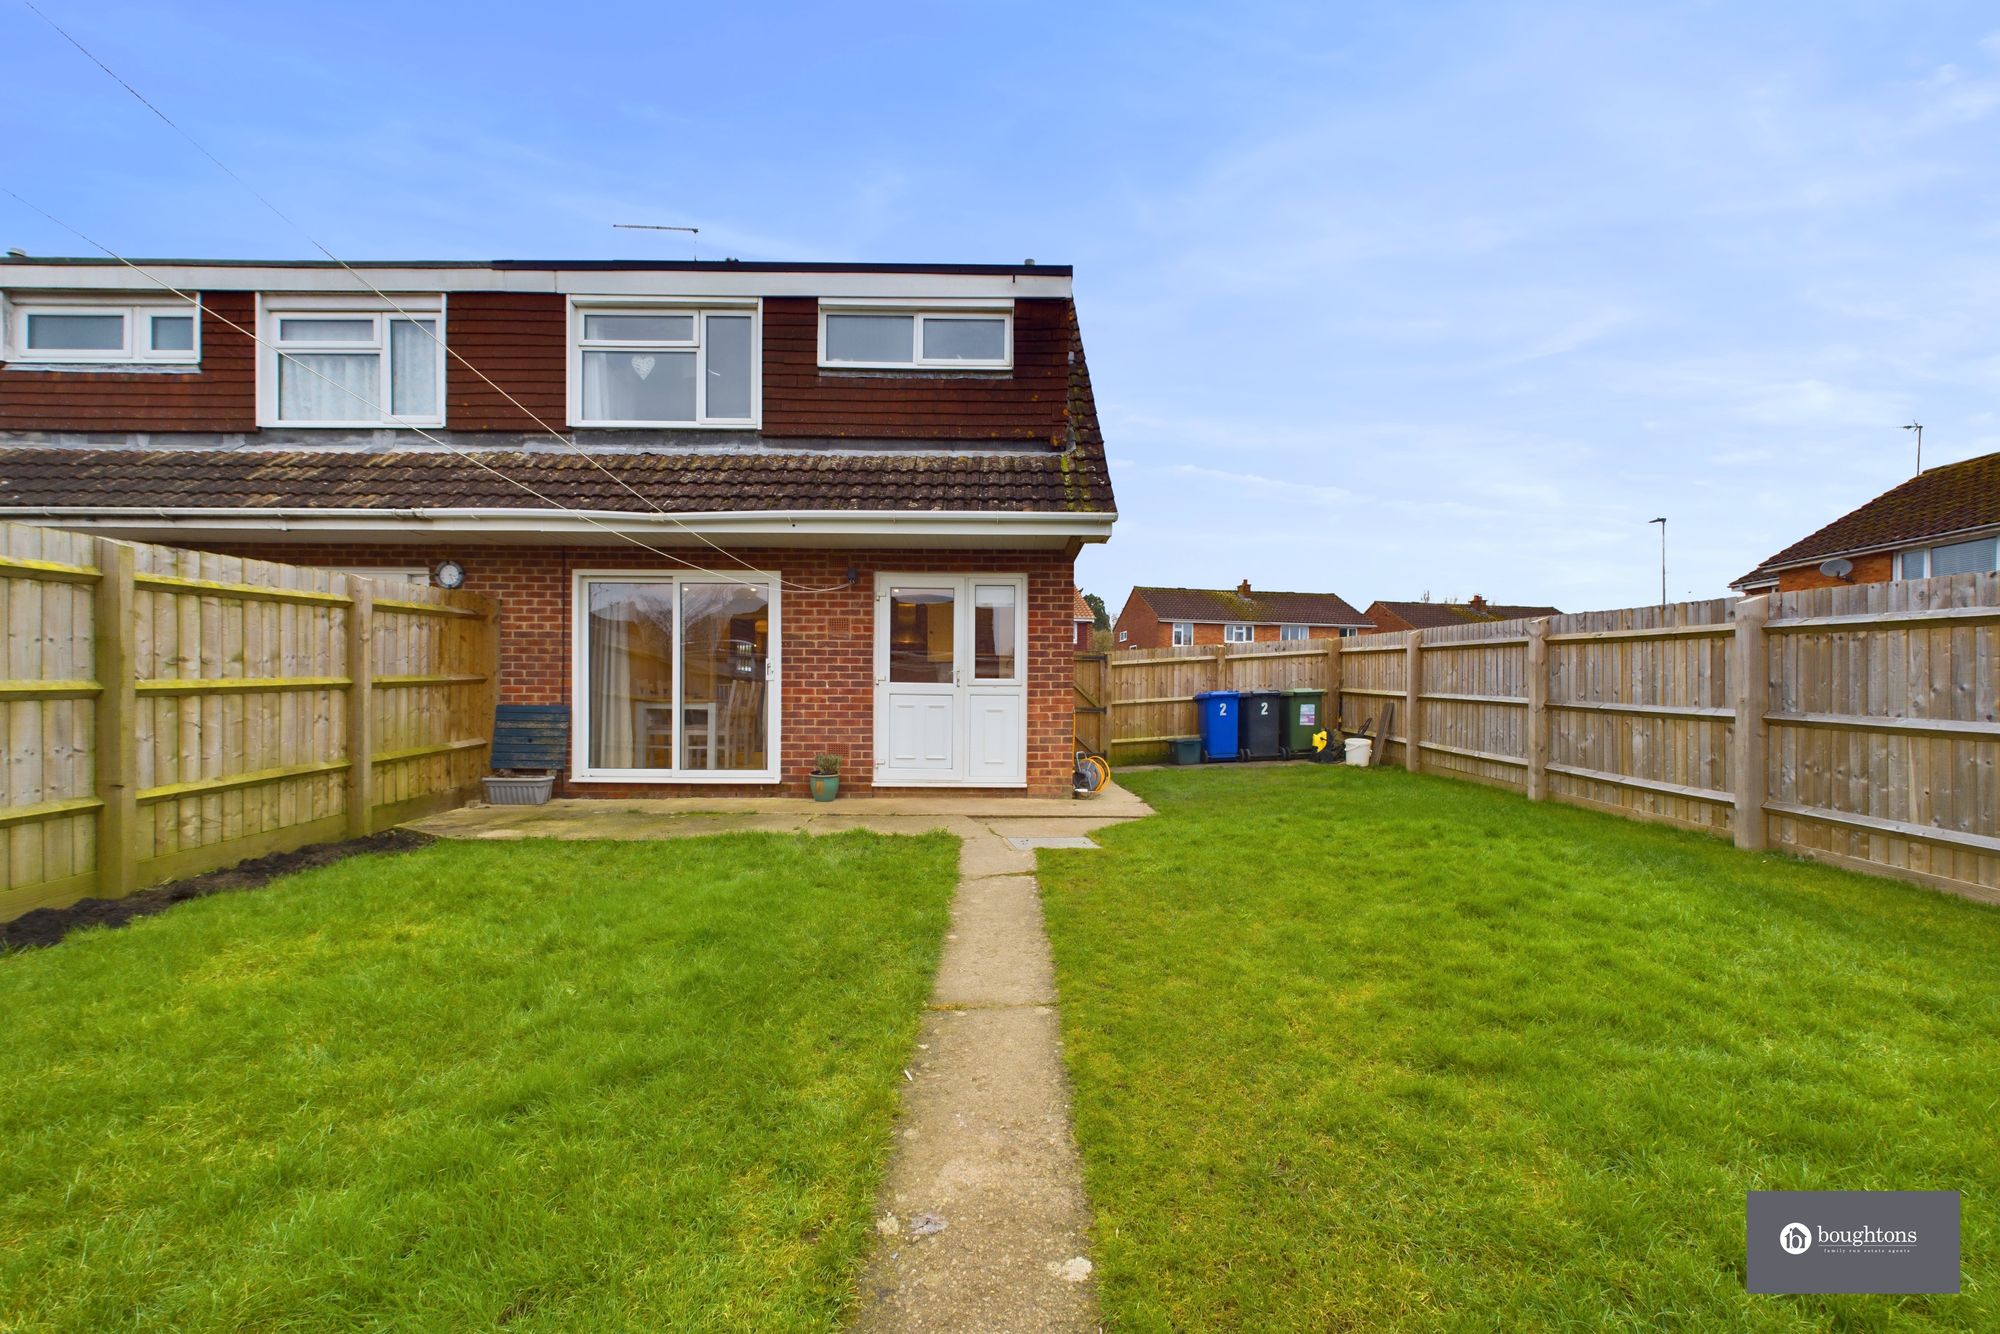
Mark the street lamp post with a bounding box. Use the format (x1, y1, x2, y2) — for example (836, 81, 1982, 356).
(1649, 517, 1667, 609)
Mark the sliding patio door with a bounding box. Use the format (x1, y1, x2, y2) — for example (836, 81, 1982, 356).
(573, 572, 779, 783)
(874, 573, 1027, 787)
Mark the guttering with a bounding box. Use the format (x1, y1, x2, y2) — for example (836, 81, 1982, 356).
(3, 505, 1117, 540)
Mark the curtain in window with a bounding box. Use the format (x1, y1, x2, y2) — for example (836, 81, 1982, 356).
(278, 352, 379, 421)
(390, 319, 438, 418)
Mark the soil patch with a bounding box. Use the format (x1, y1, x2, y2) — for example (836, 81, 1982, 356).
(0, 828, 434, 953)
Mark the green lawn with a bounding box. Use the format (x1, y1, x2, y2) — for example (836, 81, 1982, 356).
(0, 833, 958, 1332)
(1041, 765, 2000, 1330)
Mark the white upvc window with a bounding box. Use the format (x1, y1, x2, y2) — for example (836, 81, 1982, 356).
(1279, 624, 1311, 641)
(1118, 629, 1128, 643)
(1171, 622, 1194, 647)
(1900, 536, 1998, 579)
(1224, 623, 1254, 643)
(818, 299, 1013, 370)
(5, 298, 200, 365)
(569, 299, 759, 427)
(259, 296, 445, 427)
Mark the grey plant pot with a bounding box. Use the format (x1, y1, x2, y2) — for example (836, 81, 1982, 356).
(483, 774, 555, 805)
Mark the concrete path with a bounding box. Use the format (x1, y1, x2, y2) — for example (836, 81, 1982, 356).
(407, 788, 1150, 1330)
(855, 818, 1117, 1333)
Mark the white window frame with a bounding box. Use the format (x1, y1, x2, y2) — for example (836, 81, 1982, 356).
(1900, 535, 1998, 579)
(1224, 623, 1254, 643)
(4, 296, 201, 365)
(1279, 624, 1311, 641)
(1170, 622, 1194, 647)
(1118, 629, 1128, 643)
(567, 297, 761, 428)
(257, 294, 446, 428)
(569, 569, 782, 785)
(817, 297, 1014, 370)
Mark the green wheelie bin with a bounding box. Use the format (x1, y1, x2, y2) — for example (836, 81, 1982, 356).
(1281, 688, 1328, 758)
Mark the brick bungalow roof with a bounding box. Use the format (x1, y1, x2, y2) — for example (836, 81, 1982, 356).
(0, 309, 1115, 518)
(1733, 451, 2000, 587)
(1072, 588, 1094, 622)
(1133, 585, 1370, 626)
(1366, 599, 1563, 629)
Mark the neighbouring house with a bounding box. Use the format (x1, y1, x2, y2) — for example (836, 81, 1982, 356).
(1731, 451, 2000, 593)
(1361, 595, 1563, 634)
(1072, 587, 1096, 650)
(0, 256, 1115, 797)
(1112, 581, 1370, 649)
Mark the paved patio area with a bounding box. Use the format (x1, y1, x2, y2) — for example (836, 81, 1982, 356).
(405, 784, 1152, 842)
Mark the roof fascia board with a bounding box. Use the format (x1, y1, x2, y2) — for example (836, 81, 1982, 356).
(0, 264, 1072, 300)
(1, 505, 1115, 540)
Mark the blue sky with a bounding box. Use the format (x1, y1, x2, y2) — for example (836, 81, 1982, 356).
(4, 1, 1996, 613)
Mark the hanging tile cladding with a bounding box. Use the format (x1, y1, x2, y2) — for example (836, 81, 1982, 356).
(445, 291, 568, 431)
(760, 297, 1070, 441)
(0, 291, 256, 431)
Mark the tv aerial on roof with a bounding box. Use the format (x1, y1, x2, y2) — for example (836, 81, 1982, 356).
(612, 224, 699, 259)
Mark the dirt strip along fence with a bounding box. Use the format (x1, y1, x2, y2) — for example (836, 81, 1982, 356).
(2, 519, 497, 923)
(1074, 639, 1344, 763)
(1334, 573, 1999, 903)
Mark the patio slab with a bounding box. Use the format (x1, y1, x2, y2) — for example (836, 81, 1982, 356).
(405, 784, 1151, 841)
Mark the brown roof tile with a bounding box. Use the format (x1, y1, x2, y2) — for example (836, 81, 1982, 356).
(1365, 599, 1562, 629)
(1134, 585, 1370, 626)
(1734, 451, 2000, 586)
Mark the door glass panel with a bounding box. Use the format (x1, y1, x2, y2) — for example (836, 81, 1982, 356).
(680, 582, 771, 771)
(889, 587, 955, 683)
(586, 582, 676, 770)
(972, 584, 1018, 679)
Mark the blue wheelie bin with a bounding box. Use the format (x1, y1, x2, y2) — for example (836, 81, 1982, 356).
(1194, 690, 1241, 762)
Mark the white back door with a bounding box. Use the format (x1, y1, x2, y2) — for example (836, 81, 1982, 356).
(875, 574, 1027, 786)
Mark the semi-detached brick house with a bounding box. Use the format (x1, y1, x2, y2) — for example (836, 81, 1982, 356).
(1113, 581, 1370, 649)
(0, 256, 1116, 798)
(1731, 450, 2000, 593)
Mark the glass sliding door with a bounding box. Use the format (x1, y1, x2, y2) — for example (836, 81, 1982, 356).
(680, 581, 771, 771)
(574, 572, 779, 782)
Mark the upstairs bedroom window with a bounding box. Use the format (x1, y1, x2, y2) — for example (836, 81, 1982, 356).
(818, 302, 1012, 370)
(1901, 537, 1998, 579)
(260, 297, 444, 427)
(570, 302, 758, 427)
(1225, 623, 1254, 643)
(6, 299, 200, 365)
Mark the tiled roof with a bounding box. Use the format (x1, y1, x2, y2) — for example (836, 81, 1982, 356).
(0, 304, 1115, 519)
(1734, 451, 2000, 586)
(1133, 586, 1370, 626)
(0, 445, 1108, 515)
(1366, 599, 1562, 629)
(1072, 588, 1094, 621)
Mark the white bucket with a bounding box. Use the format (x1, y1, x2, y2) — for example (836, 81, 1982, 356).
(1344, 737, 1373, 767)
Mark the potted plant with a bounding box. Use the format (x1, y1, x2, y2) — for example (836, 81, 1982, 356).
(809, 754, 842, 802)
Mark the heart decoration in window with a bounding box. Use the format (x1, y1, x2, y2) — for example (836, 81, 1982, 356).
(630, 355, 656, 380)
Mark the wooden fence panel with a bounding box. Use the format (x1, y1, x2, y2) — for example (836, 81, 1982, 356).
(0, 519, 496, 922)
(1333, 580, 1999, 904)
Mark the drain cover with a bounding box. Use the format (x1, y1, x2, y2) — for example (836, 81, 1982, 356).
(1006, 835, 1100, 851)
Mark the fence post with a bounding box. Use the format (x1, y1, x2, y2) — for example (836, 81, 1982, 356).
(1211, 642, 1229, 695)
(1732, 594, 1770, 851)
(1403, 628, 1424, 772)
(1325, 637, 1342, 723)
(93, 537, 138, 899)
(1525, 617, 1550, 801)
(344, 578, 375, 839)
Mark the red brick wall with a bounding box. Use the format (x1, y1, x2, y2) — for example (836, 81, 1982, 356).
(446, 292, 566, 430)
(1773, 551, 1895, 592)
(761, 297, 1069, 441)
(1112, 592, 1164, 649)
(0, 291, 256, 431)
(199, 540, 1077, 798)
